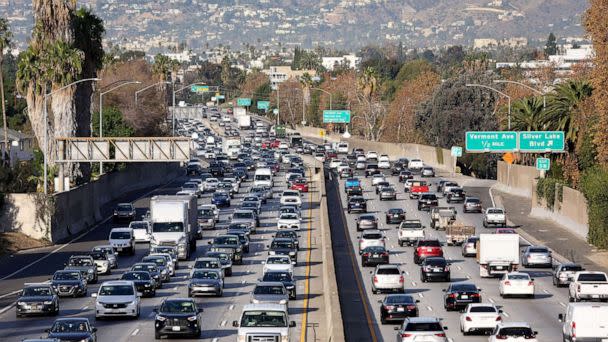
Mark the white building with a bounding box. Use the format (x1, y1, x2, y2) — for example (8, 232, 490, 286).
(321, 54, 361, 71)
(263, 66, 317, 90)
(162, 50, 195, 63)
(496, 44, 593, 75)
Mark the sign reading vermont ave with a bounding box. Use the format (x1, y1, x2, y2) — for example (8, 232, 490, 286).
(465, 131, 517, 153)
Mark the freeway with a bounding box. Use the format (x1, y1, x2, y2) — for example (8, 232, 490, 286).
(329, 167, 568, 342)
(0, 118, 321, 341)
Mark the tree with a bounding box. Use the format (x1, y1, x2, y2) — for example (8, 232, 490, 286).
(509, 96, 548, 132)
(544, 33, 557, 56)
(152, 54, 175, 83)
(0, 18, 13, 163)
(585, 0, 608, 165)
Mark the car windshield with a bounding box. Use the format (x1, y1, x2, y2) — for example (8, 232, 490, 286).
(117, 204, 132, 211)
(233, 212, 253, 219)
(470, 306, 497, 313)
(152, 222, 184, 233)
(388, 209, 403, 214)
(69, 258, 93, 266)
(360, 215, 375, 220)
(281, 214, 298, 220)
(110, 231, 131, 239)
(508, 274, 530, 280)
(132, 264, 155, 272)
(488, 209, 504, 214)
(401, 221, 422, 229)
(160, 300, 197, 314)
(529, 248, 548, 253)
(254, 285, 285, 295)
(276, 232, 296, 239)
(263, 272, 292, 282)
(183, 183, 197, 189)
(23, 287, 52, 296)
(466, 198, 480, 203)
(130, 222, 147, 229)
(385, 295, 415, 304)
(255, 174, 271, 181)
(122, 272, 150, 281)
(363, 233, 382, 240)
(425, 258, 446, 266)
(54, 272, 80, 280)
(418, 240, 441, 247)
(376, 268, 400, 275)
(405, 322, 442, 331)
(214, 236, 238, 245)
(93, 247, 112, 254)
(99, 285, 134, 296)
(206, 253, 229, 261)
(268, 257, 290, 264)
(451, 283, 477, 292)
(143, 257, 166, 266)
(194, 260, 219, 268)
(272, 241, 294, 249)
(51, 320, 89, 333)
(497, 327, 534, 337)
(192, 271, 219, 279)
(561, 265, 583, 272)
(364, 246, 386, 253)
(578, 273, 608, 282)
(241, 311, 287, 327)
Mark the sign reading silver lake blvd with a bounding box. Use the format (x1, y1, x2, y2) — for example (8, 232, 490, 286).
(465, 131, 517, 153)
(519, 131, 565, 152)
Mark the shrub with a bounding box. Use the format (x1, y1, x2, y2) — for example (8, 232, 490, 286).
(580, 166, 608, 248)
(536, 177, 558, 209)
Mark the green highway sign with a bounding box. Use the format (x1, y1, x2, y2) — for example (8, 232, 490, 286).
(465, 131, 517, 153)
(519, 131, 565, 152)
(237, 98, 252, 106)
(323, 110, 351, 123)
(451, 146, 463, 157)
(536, 157, 551, 171)
(215, 95, 225, 100)
(257, 101, 270, 110)
(190, 85, 209, 93)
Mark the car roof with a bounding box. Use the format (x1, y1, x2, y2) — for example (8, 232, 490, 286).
(496, 322, 532, 328)
(362, 229, 382, 235)
(405, 316, 441, 323)
(54, 317, 90, 323)
(100, 280, 134, 286)
(376, 264, 400, 269)
(255, 281, 285, 287)
(110, 227, 133, 232)
(242, 303, 287, 311)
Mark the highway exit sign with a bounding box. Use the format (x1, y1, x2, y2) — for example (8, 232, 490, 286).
(451, 146, 463, 157)
(519, 131, 565, 152)
(257, 101, 270, 110)
(323, 110, 351, 123)
(237, 98, 252, 106)
(536, 157, 551, 171)
(465, 131, 517, 153)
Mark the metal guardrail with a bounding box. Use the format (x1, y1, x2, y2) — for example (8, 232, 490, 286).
(55, 137, 191, 162)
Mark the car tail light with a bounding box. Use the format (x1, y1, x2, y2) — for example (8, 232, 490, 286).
(465, 316, 472, 321)
(448, 293, 457, 298)
(399, 276, 404, 283)
(385, 305, 395, 310)
(400, 333, 412, 338)
(362, 253, 370, 257)
(496, 335, 507, 340)
(504, 281, 511, 286)
(525, 336, 536, 340)
(435, 333, 446, 337)
(496, 316, 502, 321)
(471, 293, 480, 298)
(572, 321, 576, 338)
(406, 305, 416, 310)
(373, 276, 378, 283)
(444, 266, 450, 272)
(381, 252, 389, 257)
(528, 281, 534, 286)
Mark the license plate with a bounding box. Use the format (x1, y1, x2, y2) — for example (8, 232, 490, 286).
(461, 295, 469, 299)
(172, 326, 181, 332)
(117, 247, 123, 252)
(393, 215, 399, 217)
(397, 307, 405, 312)
(426, 248, 433, 252)
(593, 294, 600, 298)
(372, 254, 379, 257)
(496, 266, 503, 270)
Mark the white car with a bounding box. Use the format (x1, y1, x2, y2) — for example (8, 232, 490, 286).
(336, 163, 350, 173)
(483, 207, 507, 227)
(129, 221, 151, 243)
(459, 303, 502, 335)
(378, 155, 390, 169)
(278, 142, 289, 150)
(329, 159, 342, 169)
(93, 280, 140, 319)
(262, 255, 295, 275)
(200, 204, 219, 222)
(149, 253, 176, 276)
(92, 245, 118, 269)
(488, 322, 538, 342)
(371, 174, 387, 186)
(395, 317, 448, 342)
(203, 178, 220, 192)
(280, 190, 302, 207)
(314, 153, 326, 162)
(108, 227, 135, 255)
(337, 142, 349, 154)
(408, 159, 424, 171)
(277, 213, 301, 231)
(358, 230, 385, 254)
(499, 272, 535, 298)
(366, 151, 378, 160)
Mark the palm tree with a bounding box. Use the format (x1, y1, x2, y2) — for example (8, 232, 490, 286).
(545, 79, 593, 151)
(509, 96, 547, 131)
(152, 54, 172, 82)
(357, 67, 378, 98)
(0, 18, 13, 164)
(300, 51, 319, 70)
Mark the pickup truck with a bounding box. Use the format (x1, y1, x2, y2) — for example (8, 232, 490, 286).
(430, 207, 457, 230)
(409, 181, 429, 199)
(568, 271, 608, 302)
(398, 220, 425, 247)
(483, 207, 507, 227)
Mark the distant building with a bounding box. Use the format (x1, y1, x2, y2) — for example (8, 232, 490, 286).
(162, 50, 195, 63)
(474, 37, 527, 49)
(321, 54, 361, 71)
(496, 44, 594, 76)
(263, 66, 317, 90)
(0, 129, 34, 166)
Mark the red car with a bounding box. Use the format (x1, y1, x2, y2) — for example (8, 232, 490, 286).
(414, 239, 443, 264)
(270, 140, 281, 148)
(290, 178, 309, 192)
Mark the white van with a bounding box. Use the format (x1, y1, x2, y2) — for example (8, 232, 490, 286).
(233, 304, 295, 342)
(559, 303, 608, 341)
(254, 168, 273, 187)
(337, 142, 349, 154)
(109, 227, 135, 255)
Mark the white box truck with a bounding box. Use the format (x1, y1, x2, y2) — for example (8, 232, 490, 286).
(477, 234, 520, 277)
(149, 195, 198, 260)
(238, 115, 251, 129)
(234, 107, 246, 118)
(559, 303, 608, 341)
(223, 138, 242, 160)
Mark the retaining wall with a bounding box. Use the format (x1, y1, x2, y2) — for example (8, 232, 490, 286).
(496, 161, 539, 198)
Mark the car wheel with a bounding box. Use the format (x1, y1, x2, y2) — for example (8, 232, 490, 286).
(372, 287, 377, 294)
(155, 332, 161, 339)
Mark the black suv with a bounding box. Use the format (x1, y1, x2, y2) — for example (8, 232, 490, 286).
(347, 196, 367, 213)
(420, 257, 450, 282)
(417, 193, 438, 211)
(154, 299, 203, 339)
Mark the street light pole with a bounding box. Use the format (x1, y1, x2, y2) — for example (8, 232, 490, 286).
(99, 80, 141, 174)
(493, 79, 547, 109)
(466, 83, 512, 129)
(135, 81, 171, 105)
(43, 78, 100, 194)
